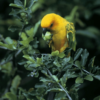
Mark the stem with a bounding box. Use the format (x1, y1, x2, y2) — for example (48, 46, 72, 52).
(47, 69, 72, 100)
(24, 0, 26, 7)
(73, 64, 94, 76)
(17, 24, 25, 48)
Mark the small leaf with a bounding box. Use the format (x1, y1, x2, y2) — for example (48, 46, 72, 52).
(75, 77, 83, 83)
(81, 49, 89, 67)
(8, 26, 19, 32)
(14, 0, 23, 6)
(10, 75, 21, 94)
(52, 75, 59, 82)
(3, 92, 17, 100)
(28, 0, 37, 9)
(61, 57, 70, 67)
(9, 3, 23, 9)
(63, 63, 72, 70)
(53, 59, 61, 67)
(88, 56, 95, 68)
(93, 95, 100, 100)
(40, 77, 53, 83)
(5, 37, 13, 44)
(76, 30, 97, 39)
(84, 75, 93, 81)
(35, 84, 47, 88)
(74, 48, 83, 61)
(58, 52, 65, 58)
(20, 32, 27, 40)
(75, 61, 81, 69)
(33, 20, 41, 36)
(55, 92, 66, 100)
(23, 55, 35, 63)
(46, 88, 63, 93)
(18, 61, 26, 65)
(93, 75, 100, 81)
(51, 50, 59, 56)
(36, 57, 43, 67)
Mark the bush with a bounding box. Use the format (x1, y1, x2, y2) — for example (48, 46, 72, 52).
(0, 0, 100, 100)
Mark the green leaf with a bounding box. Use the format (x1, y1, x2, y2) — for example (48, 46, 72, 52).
(46, 88, 63, 93)
(75, 61, 81, 69)
(41, 70, 48, 76)
(52, 75, 59, 82)
(61, 57, 70, 67)
(88, 56, 95, 68)
(0, 42, 17, 50)
(35, 84, 47, 88)
(9, 3, 23, 9)
(76, 30, 97, 39)
(63, 63, 72, 70)
(31, 2, 42, 13)
(20, 36, 33, 47)
(53, 59, 61, 67)
(23, 55, 35, 63)
(58, 52, 65, 58)
(20, 32, 27, 40)
(55, 92, 66, 100)
(25, 27, 34, 37)
(40, 77, 53, 83)
(81, 49, 89, 67)
(84, 75, 93, 81)
(26, 21, 40, 38)
(51, 50, 59, 56)
(60, 72, 68, 87)
(8, 26, 19, 32)
(93, 75, 100, 81)
(93, 95, 100, 100)
(5, 53, 13, 62)
(0, 62, 12, 75)
(3, 92, 17, 100)
(28, 0, 37, 9)
(10, 75, 21, 94)
(74, 48, 83, 61)
(36, 57, 43, 67)
(5, 37, 13, 44)
(86, 27, 100, 36)
(75, 77, 83, 83)
(14, 0, 23, 6)
(18, 61, 26, 65)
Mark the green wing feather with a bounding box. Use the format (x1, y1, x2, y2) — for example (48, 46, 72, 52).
(66, 22, 76, 51)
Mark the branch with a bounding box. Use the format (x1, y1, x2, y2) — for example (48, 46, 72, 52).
(46, 68, 72, 100)
(73, 64, 94, 76)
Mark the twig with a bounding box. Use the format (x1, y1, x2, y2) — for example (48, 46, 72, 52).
(73, 64, 94, 76)
(17, 24, 25, 48)
(46, 68, 72, 100)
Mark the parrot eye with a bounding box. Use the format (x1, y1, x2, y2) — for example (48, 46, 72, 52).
(50, 23, 53, 28)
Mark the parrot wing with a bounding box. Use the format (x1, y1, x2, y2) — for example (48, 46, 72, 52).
(66, 22, 76, 51)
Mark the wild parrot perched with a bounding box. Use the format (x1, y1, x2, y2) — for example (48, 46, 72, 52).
(41, 13, 76, 53)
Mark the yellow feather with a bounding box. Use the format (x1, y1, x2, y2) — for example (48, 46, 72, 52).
(41, 13, 76, 53)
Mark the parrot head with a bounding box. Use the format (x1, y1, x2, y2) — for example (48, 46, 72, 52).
(41, 13, 60, 34)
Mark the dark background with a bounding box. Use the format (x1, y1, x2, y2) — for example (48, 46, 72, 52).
(0, 0, 100, 99)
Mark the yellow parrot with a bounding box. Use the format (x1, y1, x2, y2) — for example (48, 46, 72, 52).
(41, 13, 76, 53)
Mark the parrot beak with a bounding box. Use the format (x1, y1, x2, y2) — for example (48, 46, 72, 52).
(43, 28, 47, 34)
(43, 28, 50, 34)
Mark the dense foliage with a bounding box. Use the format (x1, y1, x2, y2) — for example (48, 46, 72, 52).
(0, 0, 100, 100)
